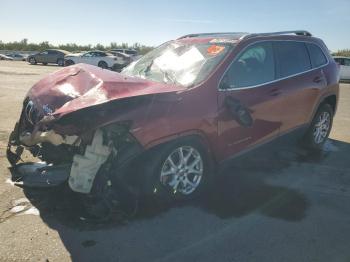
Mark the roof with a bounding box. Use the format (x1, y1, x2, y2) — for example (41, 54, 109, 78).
(48, 49, 70, 54)
(177, 30, 312, 42)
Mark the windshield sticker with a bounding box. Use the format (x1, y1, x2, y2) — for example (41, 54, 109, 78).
(210, 38, 237, 44)
(207, 45, 225, 55)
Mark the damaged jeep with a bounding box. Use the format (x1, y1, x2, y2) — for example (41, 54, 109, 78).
(7, 31, 339, 214)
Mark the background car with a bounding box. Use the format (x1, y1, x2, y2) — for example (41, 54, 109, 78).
(6, 53, 27, 61)
(0, 54, 13, 60)
(333, 56, 350, 81)
(108, 50, 132, 71)
(64, 50, 126, 69)
(27, 49, 70, 66)
(110, 48, 138, 56)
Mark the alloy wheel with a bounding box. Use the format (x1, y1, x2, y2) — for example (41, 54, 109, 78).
(313, 111, 330, 144)
(160, 146, 203, 195)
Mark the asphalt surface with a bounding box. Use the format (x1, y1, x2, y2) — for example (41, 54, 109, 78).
(0, 61, 350, 262)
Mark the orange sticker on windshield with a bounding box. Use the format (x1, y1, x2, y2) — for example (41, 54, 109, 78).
(207, 45, 225, 55)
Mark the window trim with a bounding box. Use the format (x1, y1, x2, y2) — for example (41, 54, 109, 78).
(306, 42, 328, 69)
(219, 39, 329, 91)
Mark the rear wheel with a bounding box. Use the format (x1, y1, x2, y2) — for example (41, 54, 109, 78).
(303, 103, 333, 150)
(98, 61, 108, 69)
(42, 62, 48, 65)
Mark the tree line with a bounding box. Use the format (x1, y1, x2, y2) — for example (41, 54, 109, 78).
(0, 39, 154, 54)
(332, 49, 350, 57)
(1, 38, 349, 57)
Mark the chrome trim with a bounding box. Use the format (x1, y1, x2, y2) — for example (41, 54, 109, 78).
(239, 30, 312, 41)
(218, 39, 330, 92)
(177, 32, 248, 40)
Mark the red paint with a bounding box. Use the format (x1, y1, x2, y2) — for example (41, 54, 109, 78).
(22, 35, 339, 164)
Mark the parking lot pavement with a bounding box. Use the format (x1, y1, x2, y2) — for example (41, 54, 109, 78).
(0, 61, 350, 262)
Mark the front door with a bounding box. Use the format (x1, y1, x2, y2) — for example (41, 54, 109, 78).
(217, 41, 282, 160)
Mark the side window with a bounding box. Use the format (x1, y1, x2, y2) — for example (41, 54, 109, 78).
(48, 50, 56, 55)
(222, 42, 275, 88)
(307, 43, 327, 68)
(40, 51, 48, 55)
(275, 42, 311, 78)
(83, 52, 93, 57)
(344, 59, 350, 66)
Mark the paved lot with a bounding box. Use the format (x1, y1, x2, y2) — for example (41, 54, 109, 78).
(0, 61, 350, 262)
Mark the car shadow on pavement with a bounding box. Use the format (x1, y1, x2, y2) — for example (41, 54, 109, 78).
(15, 138, 350, 261)
(19, 136, 319, 230)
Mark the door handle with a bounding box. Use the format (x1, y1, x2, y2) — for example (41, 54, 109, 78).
(313, 76, 324, 83)
(224, 96, 253, 127)
(269, 87, 281, 96)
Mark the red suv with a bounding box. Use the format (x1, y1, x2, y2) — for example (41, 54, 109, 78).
(7, 31, 339, 204)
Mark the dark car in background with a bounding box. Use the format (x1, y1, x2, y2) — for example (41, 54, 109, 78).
(28, 49, 70, 66)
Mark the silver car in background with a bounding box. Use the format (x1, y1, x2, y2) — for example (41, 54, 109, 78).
(334, 56, 350, 81)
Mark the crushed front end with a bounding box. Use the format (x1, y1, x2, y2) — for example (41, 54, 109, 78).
(7, 95, 142, 196)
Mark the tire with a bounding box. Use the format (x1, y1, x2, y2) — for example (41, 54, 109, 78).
(139, 137, 212, 201)
(98, 61, 108, 69)
(42, 62, 48, 65)
(65, 60, 75, 66)
(57, 58, 64, 66)
(303, 103, 333, 150)
(29, 57, 36, 65)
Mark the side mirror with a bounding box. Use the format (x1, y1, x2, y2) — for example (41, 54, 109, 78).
(225, 96, 253, 127)
(219, 75, 230, 90)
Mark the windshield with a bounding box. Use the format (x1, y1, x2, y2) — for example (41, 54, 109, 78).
(122, 40, 233, 87)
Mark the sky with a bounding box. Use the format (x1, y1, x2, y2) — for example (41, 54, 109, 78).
(1, 0, 349, 51)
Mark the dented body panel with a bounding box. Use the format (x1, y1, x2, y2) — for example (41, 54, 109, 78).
(7, 34, 339, 196)
(26, 63, 186, 119)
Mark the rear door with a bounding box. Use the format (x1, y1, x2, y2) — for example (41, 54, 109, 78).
(36, 50, 48, 63)
(273, 41, 327, 133)
(47, 50, 57, 63)
(217, 41, 282, 159)
(80, 52, 94, 65)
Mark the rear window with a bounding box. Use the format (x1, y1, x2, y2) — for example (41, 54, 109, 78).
(307, 43, 327, 68)
(275, 42, 311, 78)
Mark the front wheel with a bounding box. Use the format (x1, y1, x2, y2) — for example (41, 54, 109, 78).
(65, 60, 75, 66)
(140, 138, 212, 201)
(57, 58, 64, 66)
(29, 57, 36, 65)
(303, 103, 333, 150)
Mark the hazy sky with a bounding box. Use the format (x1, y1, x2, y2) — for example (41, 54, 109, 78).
(1, 0, 349, 51)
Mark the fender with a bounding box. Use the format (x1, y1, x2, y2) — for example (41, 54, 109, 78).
(308, 91, 338, 126)
(143, 129, 215, 160)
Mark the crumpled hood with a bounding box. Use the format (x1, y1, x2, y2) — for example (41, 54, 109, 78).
(27, 63, 185, 118)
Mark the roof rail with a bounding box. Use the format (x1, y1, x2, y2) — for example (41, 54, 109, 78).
(239, 30, 312, 40)
(177, 32, 248, 40)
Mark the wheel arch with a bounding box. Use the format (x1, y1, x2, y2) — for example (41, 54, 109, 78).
(98, 60, 108, 67)
(309, 93, 337, 125)
(142, 131, 216, 166)
(322, 94, 337, 113)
